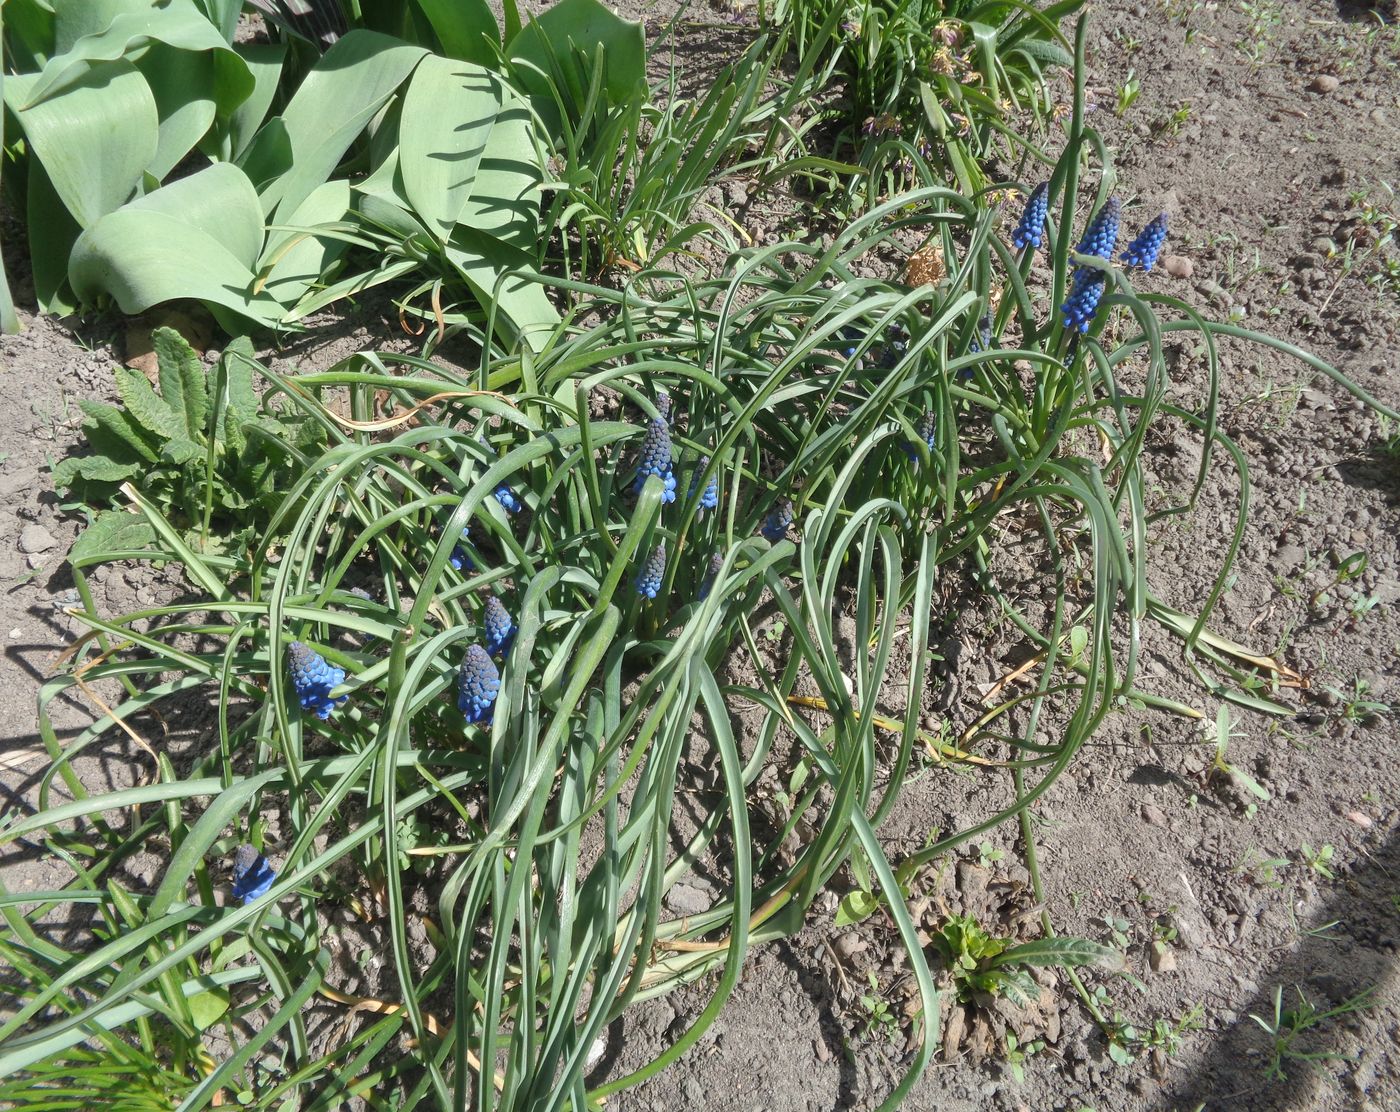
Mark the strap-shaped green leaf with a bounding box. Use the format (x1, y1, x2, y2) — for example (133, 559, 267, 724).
(4, 60, 156, 227)
(398, 56, 503, 242)
(416, 0, 499, 65)
(69, 163, 283, 327)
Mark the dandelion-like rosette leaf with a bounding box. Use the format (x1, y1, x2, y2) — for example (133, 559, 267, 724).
(232, 845, 277, 904)
(287, 641, 348, 720)
(637, 541, 667, 599)
(458, 645, 500, 726)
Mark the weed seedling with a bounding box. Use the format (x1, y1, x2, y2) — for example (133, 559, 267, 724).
(1299, 842, 1336, 880)
(1250, 984, 1375, 1080)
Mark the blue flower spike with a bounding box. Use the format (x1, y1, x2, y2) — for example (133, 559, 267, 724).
(1060, 271, 1108, 333)
(1120, 212, 1169, 272)
(691, 456, 720, 512)
(493, 484, 521, 514)
(877, 323, 908, 370)
(905, 411, 938, 461)
(449, 524, 474, 572)
(231, 844, 276, 905)
(483, 595, 516, 658)
(761, 498, 794, 543)
(699, 550, 724, 601)
(287, 641, 347, 720)
(458, 645, 500, 726)
(656, 390, 673, 420)
(1060, 197, 1122, 333)
(637, 541, 667, 600)
(635, 413, 677, 504)
(1075, 196, 1122, 261)
(1011, 182, 1049, 251)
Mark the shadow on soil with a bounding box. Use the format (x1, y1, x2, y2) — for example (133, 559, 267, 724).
(1158, 820, 1400, 1110)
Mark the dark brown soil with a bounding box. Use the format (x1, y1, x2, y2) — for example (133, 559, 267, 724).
(3, 2, 1399, 1110)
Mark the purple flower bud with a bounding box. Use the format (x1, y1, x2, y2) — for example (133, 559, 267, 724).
(1120, 212, 1169, 272)
(287, 641, 348, 720)
(458, 645, 500, 726)
(1011, 182, 1049, 250)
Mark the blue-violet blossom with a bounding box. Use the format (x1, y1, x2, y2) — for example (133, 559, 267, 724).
(637, 542, 667, 599)
(1120, 212, 1169, 272)
(232, 845, 277, 904)
(635, 415, 677, 503)
(458, 645, 500, 726)
(483, 595, 516, 658)
(1011, 182, 1049, 250)
(287, 641, 347, 720)
(762, 498, 794, 543)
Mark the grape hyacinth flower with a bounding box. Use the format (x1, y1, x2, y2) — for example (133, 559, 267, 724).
(634, 413, 677, 503)
(968, 312, 993, 353)
(761, 498, 794, 543)
(904, 411, 938, 461)
(231, 844, 277, 905)
(483, 595, 515, 658)
(877, 323, 908, 370)
(458, 645, 500, 726)
(699, 550, 724, 601)
(1120, 213, 1169, 272)
(449, 524, 474, 572)
(1063, 333, 1081, 368)
(656, 390, 673, 420)
(1011, 182, 1049, 250)
(493, 484, 521, 514)
(1074, 196, 1121, 261)
(1060, 198, 1121, 333)
(1060, 270, 1107, 333)
(287, 641, 347, 720)
(691, 456, 719, 512)
(637, 541, 667, 600)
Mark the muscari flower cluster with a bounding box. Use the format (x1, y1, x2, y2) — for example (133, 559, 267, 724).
(904, 411, 938, 461)
(699, 550, 724, 601)
(635, 411, 677, 504)
(876, 323, 908, 370)
(762, 498, 794, 543)
(287, 641, 347, 720)
(493, 484, 521, 514)
(231, 844, 276, 904)
(449, 524, 474, 571)
(458, 644, 500, 726)
(691, 456, 719, 512)
(637, 541, 667, 599)
(483, 595, 515, 658)
(1011, 182, 1049, 251)
(1060, 197, 1121, 333)
(1121, 212, 1169, 272)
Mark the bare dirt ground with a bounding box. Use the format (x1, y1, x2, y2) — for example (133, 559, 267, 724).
(2, 2, 1399, 1110)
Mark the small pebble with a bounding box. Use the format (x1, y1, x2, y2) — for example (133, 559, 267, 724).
(19, 524, 56, 554)
(8, 628, 20, 639)
(814, 1037, 830, 1063)
(1310, 75, 1340, 94)
(1150, 945, 1178, 973)
(1141, 803, 1168, 827)
(1163, 255, 1194, 278)
(1346, 810, 1373, 829)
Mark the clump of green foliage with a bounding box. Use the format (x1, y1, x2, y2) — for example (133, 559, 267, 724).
(764, 0, 1083, 192)
(929, 914, 1119, 1005)
(53, 328, 323, 551)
